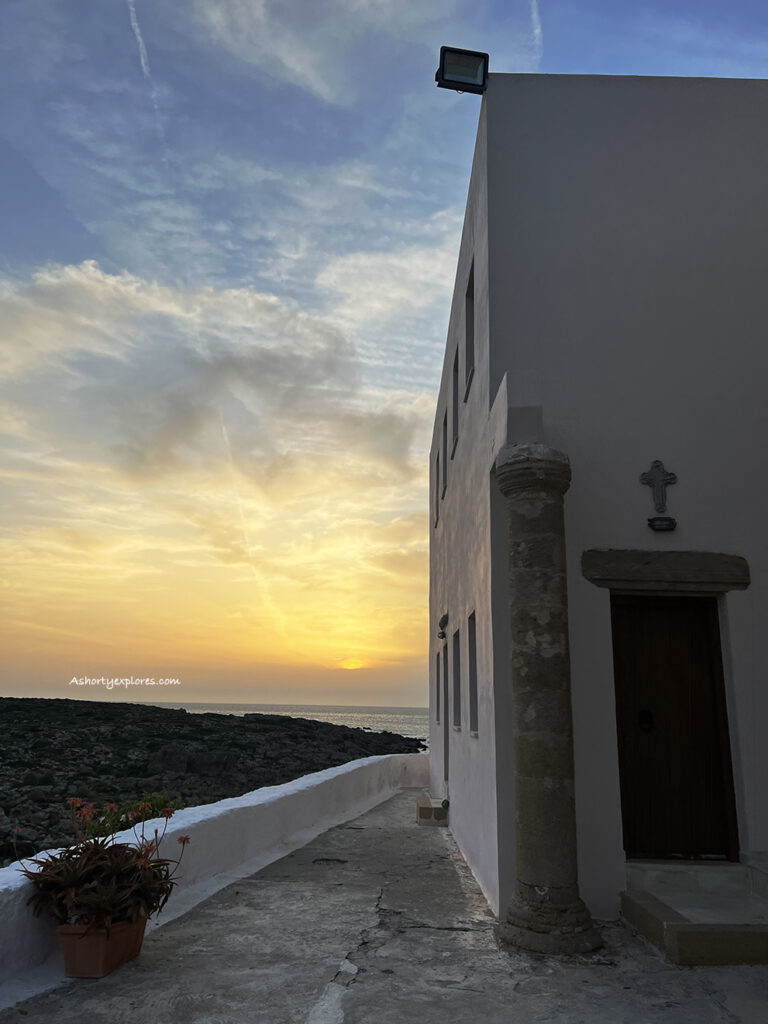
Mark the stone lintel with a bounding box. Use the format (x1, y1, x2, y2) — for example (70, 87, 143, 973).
(581, 549, 750, 594)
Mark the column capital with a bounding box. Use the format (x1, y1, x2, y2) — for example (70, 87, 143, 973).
(494, 442, 571, 499)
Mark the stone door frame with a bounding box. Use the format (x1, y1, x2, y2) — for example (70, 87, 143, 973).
(581, 548, 749, 863)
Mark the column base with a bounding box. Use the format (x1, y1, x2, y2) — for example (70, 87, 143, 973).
(496, 893, 602, 956)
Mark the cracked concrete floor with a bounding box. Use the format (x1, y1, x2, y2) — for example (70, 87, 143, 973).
(3, 789, 768, 1023)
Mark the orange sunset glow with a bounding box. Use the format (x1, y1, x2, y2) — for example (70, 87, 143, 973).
(0, 265, 438, 706)
(0, 0, 485, 709)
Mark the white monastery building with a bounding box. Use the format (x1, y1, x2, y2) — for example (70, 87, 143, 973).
(429, 73, 768, 959)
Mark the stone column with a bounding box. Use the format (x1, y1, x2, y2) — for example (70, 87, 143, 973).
(494, 442, 601, 955)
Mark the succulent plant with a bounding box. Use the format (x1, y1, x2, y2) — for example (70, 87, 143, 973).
(17, 802, 190, 931)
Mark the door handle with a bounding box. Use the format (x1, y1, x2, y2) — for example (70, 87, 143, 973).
(638, 709, 654, 733)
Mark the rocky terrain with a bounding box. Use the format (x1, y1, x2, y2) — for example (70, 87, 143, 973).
(0, 697, 425, 866)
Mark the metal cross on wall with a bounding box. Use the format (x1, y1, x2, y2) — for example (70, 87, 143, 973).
(640, 460, 677, 531)
(640, 460, 677, 513)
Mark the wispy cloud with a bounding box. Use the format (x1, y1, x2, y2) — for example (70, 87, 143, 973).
(190, 0, 461, 105)
(0, 0, 527, 699)
(531, 0, 544, 66)
(0, 261, 431, 677)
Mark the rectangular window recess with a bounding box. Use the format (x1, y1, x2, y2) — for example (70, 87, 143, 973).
(463, 365, 474, 402)
(434, 451, 440, 524)
(435, 651, 441, 724)
(468, 610, 478, 733)
(465, 263, 475, 392)
(452, 627, 461, 729)
(452, 349, 459, 452)
(441, 412, 448, 495)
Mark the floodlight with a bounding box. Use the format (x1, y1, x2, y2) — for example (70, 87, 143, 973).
(435, 46, 489, 94)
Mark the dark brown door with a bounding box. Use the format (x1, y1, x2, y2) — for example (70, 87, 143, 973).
(610, 594, 738, 860)
(442, 642, 449, 784)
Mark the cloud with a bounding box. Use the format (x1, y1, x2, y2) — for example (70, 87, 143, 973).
(0, 260, 371, 476)
(0, 257, 431, 518)
(312, 230, 458, 393)
(193, 0, 348, 105)
(317, 241, 456, 329)
(0, 259, 432, 677)
(0, 0, 509, 694)
(0, 0, 474, 327)
(191, 0, 460, 104)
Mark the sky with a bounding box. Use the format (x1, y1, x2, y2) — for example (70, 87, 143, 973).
(1, 1, 768, 707)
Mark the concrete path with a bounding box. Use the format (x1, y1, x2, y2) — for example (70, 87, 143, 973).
(2, 789, 767, 1023)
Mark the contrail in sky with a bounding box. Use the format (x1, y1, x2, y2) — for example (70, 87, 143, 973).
(530, 0, 543, 65)
(126, 0, 164, 144)
(127, 0, 151, 77)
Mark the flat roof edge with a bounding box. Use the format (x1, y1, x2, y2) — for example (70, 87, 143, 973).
(486, 72, 768, 84)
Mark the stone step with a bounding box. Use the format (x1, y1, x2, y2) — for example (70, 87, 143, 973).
(415, 796, 449, 827)
(621, 887, 768, 965)
(626, 860, 753, 895)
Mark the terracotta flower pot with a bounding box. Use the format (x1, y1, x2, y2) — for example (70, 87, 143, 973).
(57, 917, 147, 978)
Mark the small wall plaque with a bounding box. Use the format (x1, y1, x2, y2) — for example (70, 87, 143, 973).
(648, 516, 676, 532)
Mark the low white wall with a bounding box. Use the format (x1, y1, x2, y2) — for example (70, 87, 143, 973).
(0, 752, 428, 1001)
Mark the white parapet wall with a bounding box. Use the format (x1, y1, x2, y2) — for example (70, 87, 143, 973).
(0, 752, 428, 1004)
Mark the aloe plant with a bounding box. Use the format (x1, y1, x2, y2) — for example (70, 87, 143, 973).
(18, 802, 190, 931)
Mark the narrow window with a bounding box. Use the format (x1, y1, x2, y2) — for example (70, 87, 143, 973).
(434, 451, 440, 526)
(452, 628, 461, 728)
(451, 349, 459, 456)
(441, 412, 448, 496)
(435, 650, 441, 723)
(464, 263, 475, 399)
(468, 611, 478, 734)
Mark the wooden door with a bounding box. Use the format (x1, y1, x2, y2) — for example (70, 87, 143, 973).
(610, 594, 738, 860)
(442, 642, 449, 784)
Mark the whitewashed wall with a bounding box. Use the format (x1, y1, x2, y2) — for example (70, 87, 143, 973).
(428, 103, 512, 916)
(432, 72, 768, 924)
(483, 73, 768, 919)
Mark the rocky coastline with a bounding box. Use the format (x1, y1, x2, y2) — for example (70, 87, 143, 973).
(0, 697, 426, 867)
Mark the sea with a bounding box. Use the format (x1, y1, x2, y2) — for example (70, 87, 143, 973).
(138, 702, 430, 742)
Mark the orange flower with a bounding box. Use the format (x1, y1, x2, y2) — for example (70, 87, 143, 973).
(77, 803, 97, 822)
(161, 807, 174, 819)
(138, 802, 152, 812)
(104, 803, 119, 813)
(177, 835, 191, 846)
(129, 810, 142, 821)
(66, 797, 83, 809)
